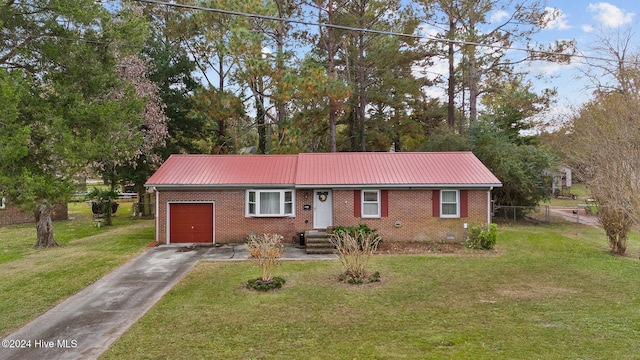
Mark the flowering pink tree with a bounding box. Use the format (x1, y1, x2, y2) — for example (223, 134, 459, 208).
(97, 54, 169, 191)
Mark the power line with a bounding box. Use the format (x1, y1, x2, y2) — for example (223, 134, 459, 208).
(5, 0, 632, 68)
(132, 0, 639, 66)
(132, 0, 421, 38)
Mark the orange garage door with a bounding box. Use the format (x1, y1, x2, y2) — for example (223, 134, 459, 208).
(169, 203, 214, 243)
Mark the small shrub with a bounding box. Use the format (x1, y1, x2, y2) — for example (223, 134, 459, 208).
(466, 223, 498, 250)
(246, 233, 284, 283)
(330, 228, 382, 284)
(330, 224, 382, 250)
(246, 276, 286, 291)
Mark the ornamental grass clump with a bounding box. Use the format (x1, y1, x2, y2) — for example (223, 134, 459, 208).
(330, 229, 382, 284)
(246, 233, 285, 291)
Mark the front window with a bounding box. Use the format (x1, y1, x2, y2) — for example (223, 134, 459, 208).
(362, 190, 380, 218)
(246, 190, 295, 217)
(441, 190, 459, 218)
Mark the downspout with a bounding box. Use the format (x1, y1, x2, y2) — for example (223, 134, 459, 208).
(153, 187, 159, 243)
(487, 187, 493, 225)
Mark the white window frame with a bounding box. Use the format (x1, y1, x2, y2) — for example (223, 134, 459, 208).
(246, 190, 295, 217)
(440, 190, 459, 218)
(361, 190, 381, 218)
(0, 197, 5, 210)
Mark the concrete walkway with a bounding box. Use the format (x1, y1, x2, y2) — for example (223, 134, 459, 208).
(0, 244, 334, 360)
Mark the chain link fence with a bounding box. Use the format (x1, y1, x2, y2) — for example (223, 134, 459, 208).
(493, 204, 600, 226)
(492, 205, 550, 223)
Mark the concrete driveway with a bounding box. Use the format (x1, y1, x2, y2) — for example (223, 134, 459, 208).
(0, 244, 334, 360)
(0, 246, 208, 360)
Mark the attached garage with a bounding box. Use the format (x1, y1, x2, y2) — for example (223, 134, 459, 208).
(168, 203, 214, 244)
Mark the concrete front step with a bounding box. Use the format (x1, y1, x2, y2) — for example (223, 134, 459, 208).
(304, 230, 334, 254)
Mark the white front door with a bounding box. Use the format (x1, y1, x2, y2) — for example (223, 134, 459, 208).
(313, 190, 333, 229)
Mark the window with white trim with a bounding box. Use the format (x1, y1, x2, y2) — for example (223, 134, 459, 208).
(246, 190, 295, 217)
(362, 190, 381, 218)
(440, 190, 459, 217)
(0, 197, 5, 210)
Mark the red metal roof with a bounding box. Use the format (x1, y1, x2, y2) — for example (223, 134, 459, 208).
(145, 154, 298, 186)
(145, 152, 501, 188)
(296, 152, 500, 187)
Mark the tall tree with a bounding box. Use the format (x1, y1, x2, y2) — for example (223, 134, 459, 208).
(168, 0, 243, 153)
(561, 29, 640, 255)
(102, 54, 170, 195)
(0, 1, 149, 247)
(337, 0, 423, 151)
(470, 119, 554, 213)
(142, 6, 204, 157)
(311, 0, 345, 152)
(419, 0, 574, 126)
(481, 75, 555, 144)
(564, 92, 640, 255)
(474, 79, 555, 211)
(420, 80, 556, 215)
(366, 33, 426, 151)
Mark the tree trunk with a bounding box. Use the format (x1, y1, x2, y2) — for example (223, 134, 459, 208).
(103, 201, 114, 226)
(447, 15, 456, 129)
(327, 0, 337, 152)
(34, 203, 58, 248)
(599, 206, 630, 255)
(468, 44, 478, 124)
(275, 0, 287, 130)
(358, 30, 366, 151)
(257, 94, 267, 154)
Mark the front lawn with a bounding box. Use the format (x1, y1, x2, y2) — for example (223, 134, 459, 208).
(0, 202, 153, 337)
(103, 223, 640, 359)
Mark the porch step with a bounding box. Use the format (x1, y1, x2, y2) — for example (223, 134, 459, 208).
(305, 230, 334, 254)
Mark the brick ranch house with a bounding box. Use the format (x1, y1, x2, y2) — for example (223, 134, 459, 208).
(144, 152, 502, 246)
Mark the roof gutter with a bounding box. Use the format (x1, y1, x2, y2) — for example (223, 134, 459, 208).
(487, 186, 494, 225)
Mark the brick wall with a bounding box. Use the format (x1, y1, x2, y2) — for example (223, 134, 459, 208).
(333, 189, 488, 242)
(0, 203, 68, 226)
(157, 190, 310, 244)
(156, 188, 491, 244)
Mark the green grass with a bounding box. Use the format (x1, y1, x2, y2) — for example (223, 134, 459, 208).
(544, 183, 591, 207)
(0, 203, 153, 337)
(0, 202, 138, 264)
(103, 223, 640, 360)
